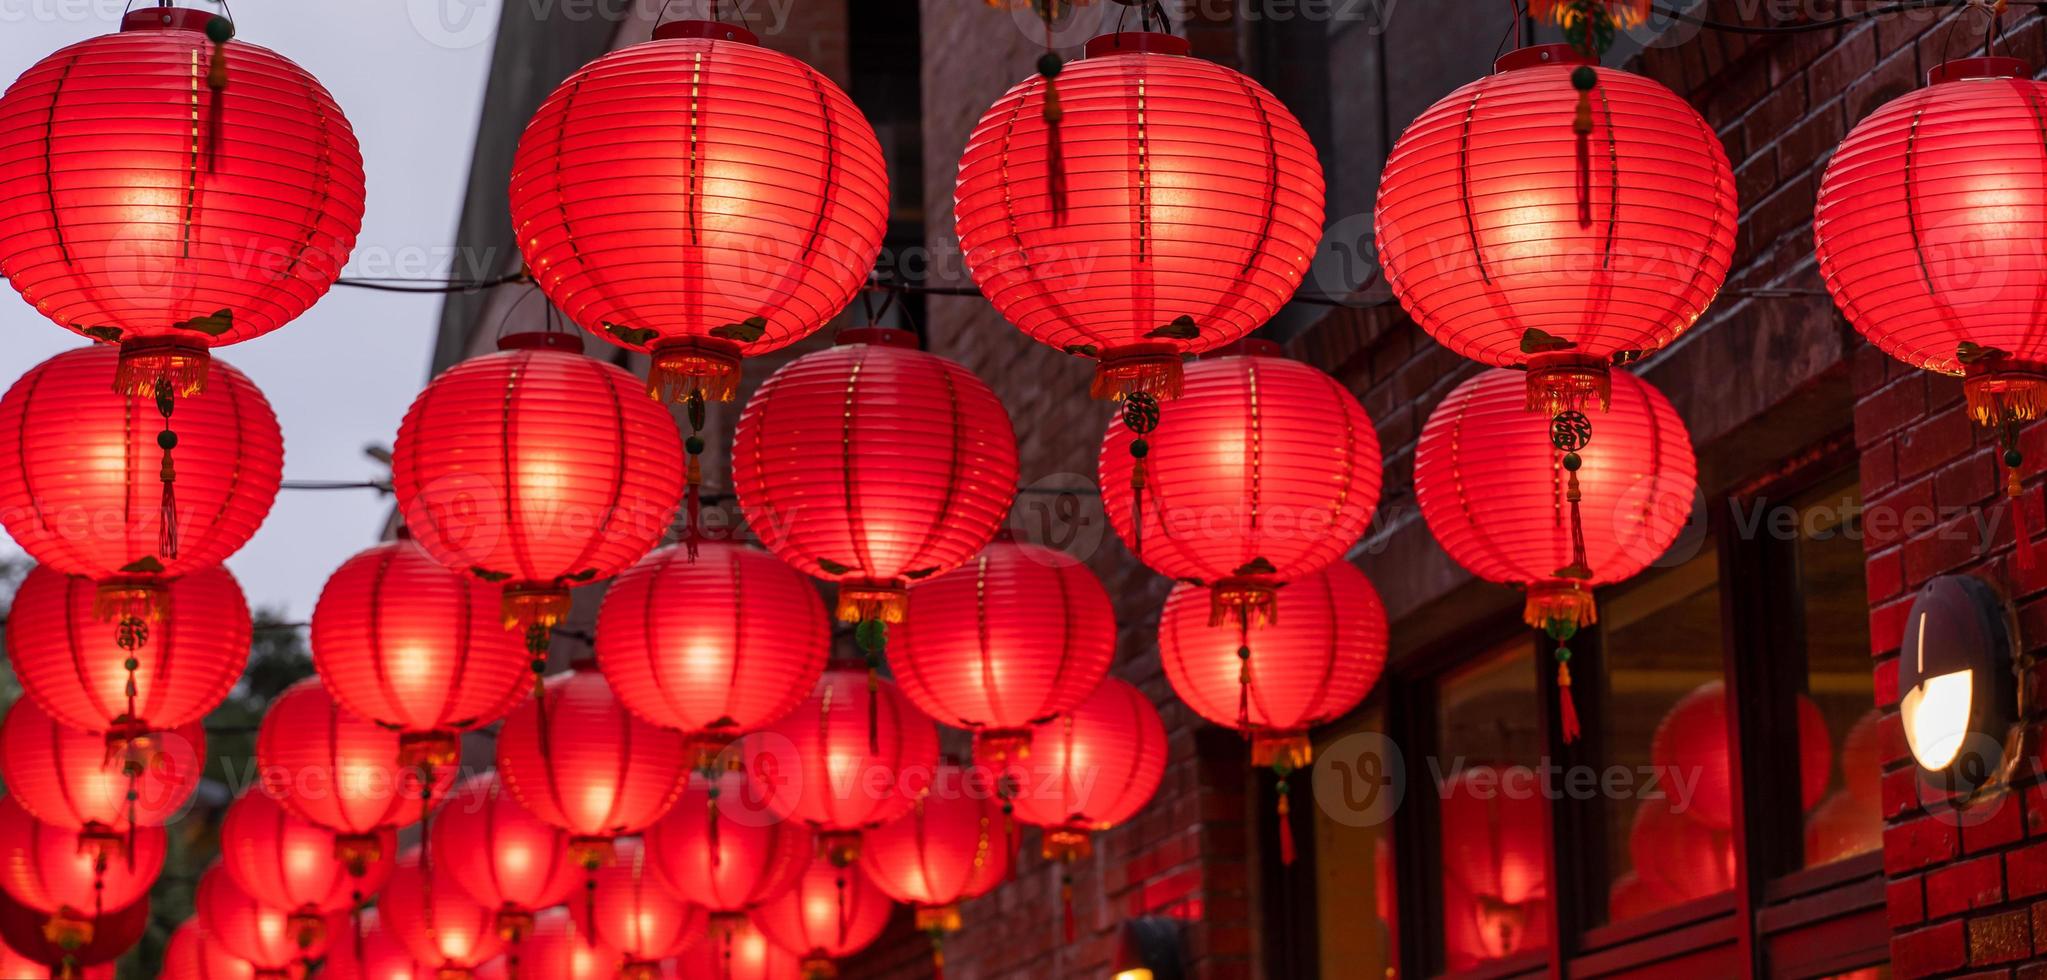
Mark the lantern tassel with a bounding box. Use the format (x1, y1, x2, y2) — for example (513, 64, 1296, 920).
(204, 17, 230, 173)
(1122, 393, 1159, 561)
(154, 380, 179, 561)
(1277, 784, 1296, 867)
(836, 868, 849, 948)
(2004, 423, 2041, 587)
(707, 792, 721, 868)
(1061, 871, 1075, 944)
(854, 618, 887, 756)
(930, 933, 946, 980)
(1548, 620, 1582, 744)
(1039, 35, 1067, 225)
(351, 890, 366, 972)
(1236, 615, 1252, 732)
(684, 390, 706, 561)
(1574, 92, 1593, 228)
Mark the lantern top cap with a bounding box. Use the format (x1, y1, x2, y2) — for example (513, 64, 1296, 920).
(1204, 338, 1286, 360)
(120, 7, 220, 33)
(653, 19, 759, 44)
(496, 331, 584, 353)
(1495, 43, 1597, 73)
(1086, 32, 1191, 58)
(834, 327, 920, 350)
(1928, 57, 2031, 84)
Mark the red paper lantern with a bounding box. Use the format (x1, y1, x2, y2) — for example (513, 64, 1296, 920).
(1098, 343, 1381, 623)
(219, 789, 394, 947)
(0, 888, 142, 979)
(731, 328, 1018, 623)
(510, 20, 888, 404)
(1439, 765, 1549, 966)
(1627, 797, 1733, 902)
(677, 917, 801, 980)
(644, 769, 809, 915)
(255, 678, 454, 857)
(196, 867, 338, 976)
(748, 856, 893, 971)
(0, 699, 203, 839)
(567, 837, 707, 972)
(311, 539, 530, 767)
(392, 333, 684, 634)
(4, 924, 113, 980)
(494, 665, 689, 863)
(858, 765, 1011, 965)
(955, 32, 1325, 400)
(162, 922, 253, 980)
(380, 846, 506, 975)
(0, 8, 364, 396)
(0, 797, 164, 941)
(892, 538, 1116, 759)
(472, 908, 613, 980)
(0, 346, 282, 618)
(315, 909, 422, 980)
(1414, 367, 1696, 630)
(1008, 677, 1167, 863)
(431, 772, 577, 943)
(8, 563, 249, 739)
(1805, 789, 1882, 865)
(1607, 870, 1681, 922)
(596, 542, 830, 755)
(1650, 679, 1830, 829)
(1375, 44, 1735, 414)
(1841, 708, 1885, 808)
(745, 664, 940, 862)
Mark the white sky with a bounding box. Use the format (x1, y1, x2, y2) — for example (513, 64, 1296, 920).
(0, 0, 504, 618)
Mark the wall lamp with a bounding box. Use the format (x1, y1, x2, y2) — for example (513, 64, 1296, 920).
(1111, 916, 1186, 980)
(1898, 574, 2026, 798)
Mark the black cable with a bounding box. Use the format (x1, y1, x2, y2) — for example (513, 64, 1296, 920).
(332, 270, 528, 294)
(1648, 0, 2033, 35)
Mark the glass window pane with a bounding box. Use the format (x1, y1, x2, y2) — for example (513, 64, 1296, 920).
(1313, 705, 1398, 979)
(1435, 640, 1549, 969)
(1796, 477, 1881, 868)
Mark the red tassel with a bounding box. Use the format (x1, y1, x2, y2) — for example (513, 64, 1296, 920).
(2010, 458, 2040, 588)
(154, 380, 179, 561)
(1277, 791, 1296, 866)
(930, 936, 946, 980)
(1061, 874, 1074, 944)
(1040, 21, 1067, 226)
(1557, 661, 1582, 744)
(867, 666, 880, 757)
(1574, 96, 1593, 228)
(684, 390, 706, 561)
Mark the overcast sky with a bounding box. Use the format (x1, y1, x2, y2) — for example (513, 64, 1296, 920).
(0, 0, 504, 618)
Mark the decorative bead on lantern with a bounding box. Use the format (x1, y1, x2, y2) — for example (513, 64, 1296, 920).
(0, 796, 164, 947)
(510, 19, 888, 407)
(0, 887, 143, 980)
(567, 837, 708, 976)
(218, 790, 394, 953)
(391, 332, 684, 638)
(1097, 342, 1381, 622)
(379, 847, 506, 978)
(748, 855, 894, 976)
(0, 347, 282, 623)
(891, 537, 1116, 762)
(1438, 765, 1549, 968)
(595, 542, 830, 760)
(1375, 43, 1735, 415)
(315, 908, 423, 980)
(311, 539, 530, 768)
(643, 769, 809, 918)
(0, 7, 364, 396)
(159, 922, 256, 980)
(1650, 680, 1831, 829)
(431, 772, 578, 946)
(678, 916, 802, 980)
(194, 866, 336, 975)
(858, 765, 1012, 975)
(8, 563, 249, 744)
(955, 32, 1325, 400)
(255, 678, 454, 864)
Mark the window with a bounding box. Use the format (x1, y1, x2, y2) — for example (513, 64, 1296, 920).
(1434, 640, 1549, 971)
(1790, 478, 1880, 868)
(1311, 705, 1399, 979)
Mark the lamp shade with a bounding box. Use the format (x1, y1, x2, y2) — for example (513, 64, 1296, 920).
(0, 796, 164, 920)
(744, 664, 941, 848)
(160, 921, 265, 980)
(219, 790, 394, 927)
(1008, 677, 1168, 861)
(857, 766, 1011, 921)
(194, 866, 335, 972)
(1650, 680, 1831, 829)
(643, 769, 809, 914)
(566, 837, 707, 967)
(430, 772, 577, 939)
(471, 908, 613, 980)
(378, 846, 506, 974)
(0, 698, 203, 834)
(510, 20, 889, 402)
(315, 908, 424, 980)
(493, 665, 689, 856)
(0, 887, 142, 978)
(0, 8, 364, 392)
(677, 917, 802, 980)
(1439, 765, 1549, 967)
(955, 32, 1325, 400)
(748, 856, 893, 966)
(255, 677, 454, 846)
(1376, 44, 1735, 413)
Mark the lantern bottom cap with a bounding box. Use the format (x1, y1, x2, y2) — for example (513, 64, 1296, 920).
(1524, 580, 1598, 630)
(1042, 825, 1094, 862)
(115, 338, 210, 398)
(494, 906, 535, 942)
(915, 903, 963, 934)
(568, 835, 617, 868)
(1964, 361, 2047, 426)
(397, 730, 461, 768)
(1251, 730, 1314, 770)
(973, 728, 1034, 763)
(1525, 352, 1612, 415)
(1210, 574, 1280, 628)
(648, 336, 744, 403)
(1091, 343, 1184, 401)
(501, 583, 572, 630)
(819, 830, 864, 867)
(94, 578, 169, 624)
(834, 580, 907, 624)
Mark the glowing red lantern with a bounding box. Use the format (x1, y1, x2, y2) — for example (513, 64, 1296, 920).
(196, 867, 336, 976)
(0, 888, 141, 980)
(0, 698, 203, 838)
(1607, 870, 1681, 922)
(1009, 677, 1168, 861)
(1098, 343, 1381, 622)
(567, 837, 707, 973)
(643, 769, 809, 916)
(732, 328, 1018, 625)
(431, 772, 577, 944)
(677, 917, 801, 980)
(0, 346, 282, 619)
(0, 7, 364, 396)
(315, 909, 421, 980)
(4, 924, 113, 980)
(219, 790, 394, 950)
(955, 32, 1325, 400)
(892, 537, 1115, 760)
(1841, 708, 1884, 808)
(255, 678, 453, 860)
(745, 664, 940, 863)
(0, 797, 164, 943)
(8, 563, 249, 740)
(1651, 680, 1830, 829)
(494, 665, 689, 864)
(510, 19, 888, 405)
(472, 908, 612, 980)
(311, 539, 530, 767)
(748, 856, 893, 973)
(1439, 765, 1549, 966)
(392, 333, 684, 634)
(595, 542, 829, 756)
(380, 847, 506, 976)
(166, 923, 257, 980)
(1627, 797, 1733, 902)
(858, 765, 1010, 973)
(1376, 44, 1735, 414)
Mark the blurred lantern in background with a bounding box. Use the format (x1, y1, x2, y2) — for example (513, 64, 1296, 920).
(1627, 796, 1735, 906)
(568, 837, 708, 977)
(4, 923, 114, 980)
(432, 772, 578, 947)
(677, 915, 802, 980)
(749, 855, 894, 977)
(218, 790, 394, 956)
(0, 699, 202, 844)
(892, 537, 1116, 762)
(644, 769, 809, 921)
(378, 847, 506, 978)
(160, 921, 267, 980)
(955, 31, 1325, 401)
(1650, 680, 1831, 828)
(859, 765, 1012, 975)
(255, 678, 454, 868)
(0, 887, 143, 980)
(0, 796, 164, 948)
(315, 908, 423, 980)
(597, 542, 830, 762)
(473, 908, 611, 980)
(194, 866, 336, 975)
(1439, 765, 1549, 968)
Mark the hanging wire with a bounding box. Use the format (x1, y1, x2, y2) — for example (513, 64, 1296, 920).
(1496, 0, 1528, 59)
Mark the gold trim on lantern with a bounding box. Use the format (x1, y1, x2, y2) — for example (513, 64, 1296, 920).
(1964, 359, 2047, 426)
(41, 907, 94, 949)
(501, 583, 572, 631)
(915, 903, 962, 934)
(1210, 575, 1279, 628)
(1041, 824, 1093, 862)
(834, 580, 906, 624)
(333, 833, 384, 876)
(93, 578, 167, 624)
(973, 728, 1033, 763)
(1251, 730, 1313, 770)
(568, 835, 616, 868)
(398, 730, 460, 769)
(1523, 580, 1598, 630)
(288, 908, 327, 950)
(1525, 352, 1611, 415)
(617, 962, 664, 980)
(76, 822, 125, 864)
(801, 958, 840, 980)
(1091, 342, 1184, 401)
(819, 830, 863, 868)
(648, 336, 744, 404)
(114, 338, 210, 398)
(686, 732, 742, 773)
(494, 906, 535, 943)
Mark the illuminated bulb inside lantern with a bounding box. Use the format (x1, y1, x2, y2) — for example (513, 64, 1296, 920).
(1902, 669, 1973, 772)
(502, 843, 532, 874)
(258, 912, 284, 942)
(578, 785, 617, 825)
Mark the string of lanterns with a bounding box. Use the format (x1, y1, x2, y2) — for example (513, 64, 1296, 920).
(0, 0, 2020, 976)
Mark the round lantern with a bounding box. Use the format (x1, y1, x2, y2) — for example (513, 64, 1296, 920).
(1650, 679, 1830, 829)
(0, 797, 164, 942)
(510, 19, 888, 405)
(644, 769, 810, 916)
(494, 664, 689, 864)
(392, 332, 684, 635)
(311, 539, 530, 767)
(955, 32, 1325, 400)
(1806, 789, 1882, 865)
(380, 846, 506, 977)
(219, 790, 395, 950)
(1439, 765, 1549, 965)
(1608, 870, 1682, 922)
(5, 924, 113, 980)
(595, 541, 829, 757)
(472, 908, 612, 980)
(1376, 44, 1736, 414)
(858, 765, 1010, 973)
(0, 346, 282, 620)
(745, 664, 940, 864)
(1009, 677, 1168, 861)
(316, 909, 422, 980)
(1841, 708, 1885, 808)
(0, 6, 364, 396)
(749, 856, 893, 974)
(8, 563, 249, 740)
(196, 867, 335, 975)
(1627, 797, 1733, 902)
(431, 772, 577, 944)
(162, 921, 276, 980)
(0, 888, 143, 980)
(568, 837, 708, 974)
(0, 698, 203, 841)
(255, 677, 454, 860)
(732, 328, 1018, 625)
(678, 916, 801, 980)
(1098, 343, 1382, 622)
(891, 537, 1116, 760)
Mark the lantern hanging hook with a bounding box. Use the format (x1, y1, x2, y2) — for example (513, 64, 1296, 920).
(1496, 0, 1528, 58)
(126, 0, 233, 24)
